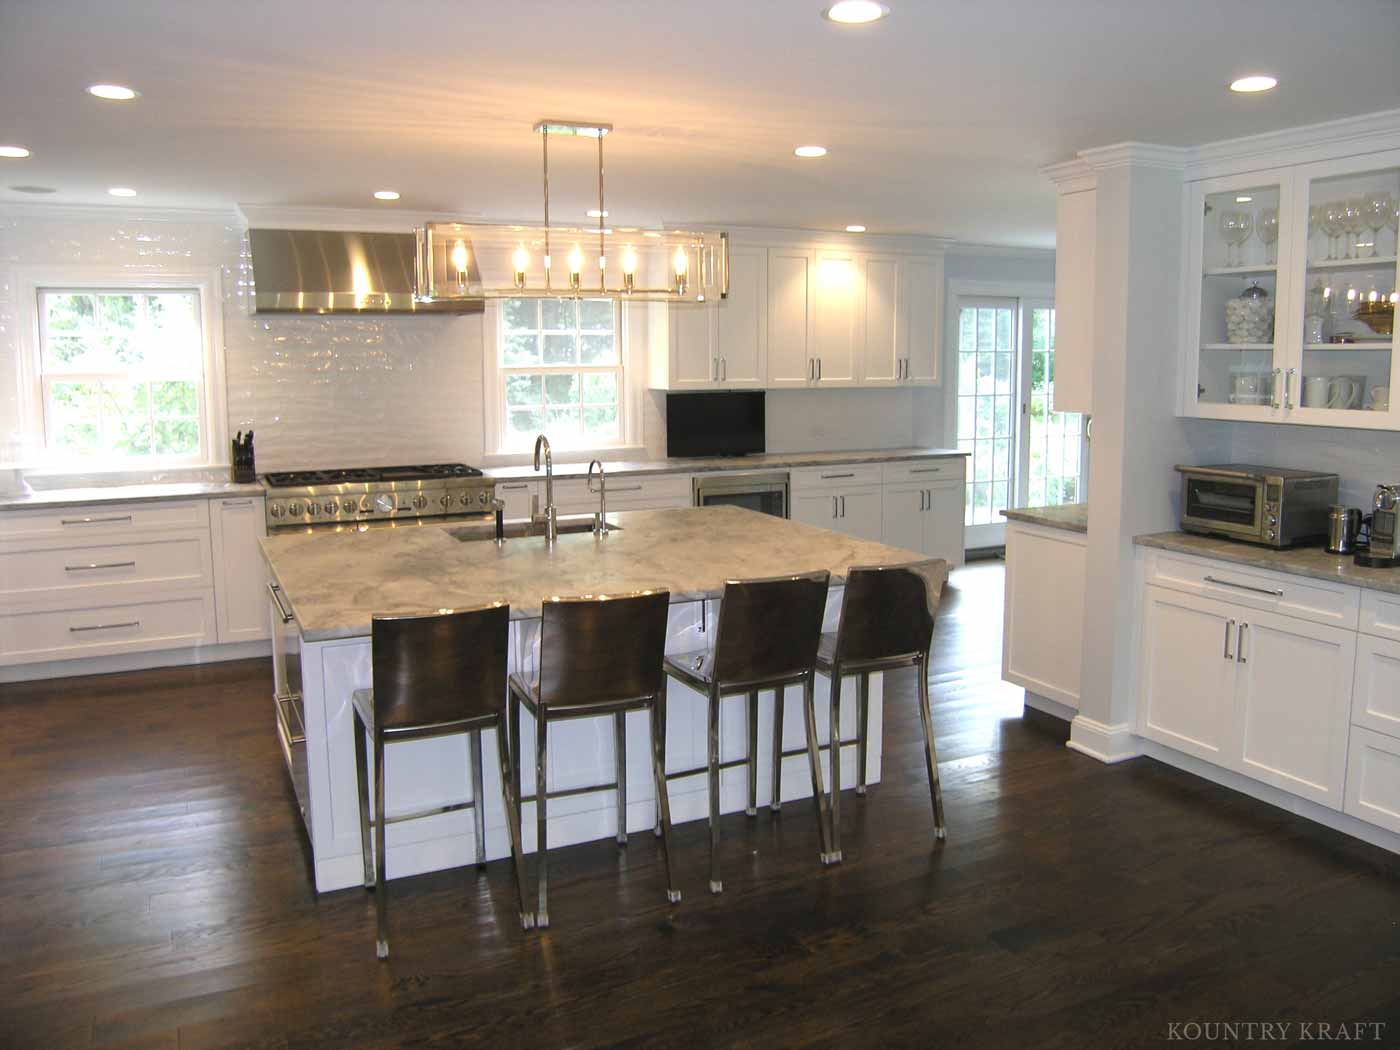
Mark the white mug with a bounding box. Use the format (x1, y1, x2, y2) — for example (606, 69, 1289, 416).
(1370, 385, 1390, 412)
(1301, 375, 1330, 407)
(1328, 376, 1361, 410)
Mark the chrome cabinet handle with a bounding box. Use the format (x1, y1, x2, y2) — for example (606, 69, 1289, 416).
(908, 467, 945, 475)
(221, 499, 254, 507)
(1203, 575, 1284, 598)
(840, 495, 846, 518)
(1271, 369, 1282, 410)
(925, 488, 932, 511)
(831, 496, 838, 519)
(821, 472, 856, 480)
(499, 483, 529, 490)
(65, 561, 136, 572)
(809, 358, 815, 381)
(609, 484, 644, 492)
(720, 357, 727, 381)
(919, 490, 927, 512)
(817, 357, 823, 381)
(1237, 622, 1248, 665)
(61, 514, 132, 526)
(268, 582, 295, 623)
(70, 621, 140, 633)
(1284, 368, 1296, 410)
(1223, 618, 1236, 660)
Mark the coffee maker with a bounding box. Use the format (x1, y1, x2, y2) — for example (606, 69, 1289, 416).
(1357, 484, 1400, 568)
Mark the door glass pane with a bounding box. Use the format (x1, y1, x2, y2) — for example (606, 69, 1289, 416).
(957, 303, 1017, 525)
(1196, 183, 1285, 407)
(1025, 307, 1085, 507)
(1299, 165, 1397, 417)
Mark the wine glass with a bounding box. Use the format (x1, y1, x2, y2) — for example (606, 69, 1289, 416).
(1323, 201, 1348, 260)
(1219, 210, 1252, 267)
(1345, 197, 1367, 259)
(1362, 191, 1395, 259)
(1308, 205, 1324, 261)
(1257, 207, 1279, 265)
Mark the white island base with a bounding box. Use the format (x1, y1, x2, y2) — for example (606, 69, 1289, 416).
(293, 594, 882, 894)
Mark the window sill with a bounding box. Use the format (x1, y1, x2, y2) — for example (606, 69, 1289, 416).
(481, 445, 648, 469)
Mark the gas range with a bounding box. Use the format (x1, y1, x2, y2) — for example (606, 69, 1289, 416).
(261, 463, 496, 530)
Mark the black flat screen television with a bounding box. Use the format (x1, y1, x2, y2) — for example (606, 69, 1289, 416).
(665, 392, 765, 458)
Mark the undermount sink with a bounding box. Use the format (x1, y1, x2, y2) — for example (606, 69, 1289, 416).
(448, 515, 617, 543)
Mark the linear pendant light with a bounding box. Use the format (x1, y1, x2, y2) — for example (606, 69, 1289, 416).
(416, 120, 728, 304)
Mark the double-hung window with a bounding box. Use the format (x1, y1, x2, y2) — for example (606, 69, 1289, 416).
(32, 285, 216, 465)
(493, 297, 627, 453)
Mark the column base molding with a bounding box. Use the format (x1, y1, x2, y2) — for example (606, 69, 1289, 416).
(1066, 715, 1141, 764)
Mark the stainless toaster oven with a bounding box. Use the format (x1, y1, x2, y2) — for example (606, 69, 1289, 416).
(1175, 464, 1338, 548)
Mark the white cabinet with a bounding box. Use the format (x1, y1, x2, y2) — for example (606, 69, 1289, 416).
(648, 244, 768, 390)
(902, 255, 943, 385)
(1352, 633, 1400, 737)
(552, 474, 692, 516)
(210, 495, 270, 644)
(1344, 726, 1400, 835)
(494, 480, 537, 521)
(859, 254, 901, 386)
(1051, 182, 1095, 413)
(1136, 580, 1352, 809)
(766, 248, 814, 387)
(1001, 520, 1085, 709)
(791, 487, 882, 541)
(810, 249, 859, 385)
(881, 481, 964, 567)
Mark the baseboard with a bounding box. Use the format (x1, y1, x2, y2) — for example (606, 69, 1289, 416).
(0, 639, 271, 683)
(1066, 715, 1142, 764)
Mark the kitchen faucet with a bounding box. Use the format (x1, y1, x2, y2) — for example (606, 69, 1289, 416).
(587, 459, 609, 536)
(533, 433, 558, 546)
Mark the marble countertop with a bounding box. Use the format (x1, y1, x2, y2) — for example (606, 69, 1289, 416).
(0, 480, 266, 511)
(1002, 503, 1088, 534)
(262, 505, 948, 642)
(484, 447, 967, 481)
(1135, 531, 1400, 595)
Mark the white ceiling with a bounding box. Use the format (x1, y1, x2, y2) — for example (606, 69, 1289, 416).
(2, 0, 1398, 247)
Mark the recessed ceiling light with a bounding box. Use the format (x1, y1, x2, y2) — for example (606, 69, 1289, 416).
(586, 209, 610, 218)
(0, 145, 32, 159)
(1229, 75, 1277, 93)
(1235, 196, 1253, 203)
(845, 225, 866, 233)
(87, 83, 139, 101)
(108, 187, 137, 197)
(373, 190, 400, 201)
(823, 1, 889, 24)
(795, 145, 828, 158)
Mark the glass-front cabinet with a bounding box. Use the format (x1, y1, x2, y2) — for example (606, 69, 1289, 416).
(1183, 150, 1400, 430)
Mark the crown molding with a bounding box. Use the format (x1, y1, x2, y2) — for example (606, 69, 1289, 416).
(1184, 106, 1400, 180)
(1040, 157, 1096, 194)
(1077, 141, 1188, 173)
(944, 241, 1055, 260)
(235, 203, 477, 232)
(717, 222, 957, 254)
(0, 201, 239, 225)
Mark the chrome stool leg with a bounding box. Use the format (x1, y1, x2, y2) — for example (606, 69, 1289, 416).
(535, 714, 551, 928)
(373, 732, 389, 959)
(650, 700, 681, 903)
(493, 720, 534, 930)
(828, 664, 842, 861)
(509, 691, 525, 858)
(855, 671, 870, 796)
(614, 711, 628, 846)
(916, 658, 947, 841)
(470, 729, 487, 870)
(770, 688, 785, 814)
(746, 690, 759, 817)
(801, 675, 838, 865)
(353, 709, 374, 890)
(707, 686, 723, 893)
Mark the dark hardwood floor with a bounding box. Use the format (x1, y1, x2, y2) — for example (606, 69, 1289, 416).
(3, 563, 1398, 1049)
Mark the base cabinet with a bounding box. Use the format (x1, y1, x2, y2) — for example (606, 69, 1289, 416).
(882, 481, 964, 567)
(1344, 727, 1400, 835)
(791, 487, 883, 542)
(1139, 587, 1240, 765)
(210, 496, 269, 644)
(1001, 521, 1085, 709)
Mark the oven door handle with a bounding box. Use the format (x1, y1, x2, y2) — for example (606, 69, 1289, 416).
(268, 582, 296, 624)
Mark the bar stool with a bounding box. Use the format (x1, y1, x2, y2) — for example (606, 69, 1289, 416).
(816, 560, 949, 861)
(507, 589, 677, 929)
(663, 570, 834, 894)
(351, 602, 531, 961)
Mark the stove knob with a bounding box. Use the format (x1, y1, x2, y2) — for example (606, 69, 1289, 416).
(359, 496, 373, 513)
(306, 502, 320, 517)
(413, 494, 428, 510)
(269, 502, 285, 519)
(440, 493, 454, 509)
(343, 499, 357, 514)
(288, 501, 303, 516)
(459, 492, 473, 507)
(478, 490, 489, 505)
(373, 493, 395, 514)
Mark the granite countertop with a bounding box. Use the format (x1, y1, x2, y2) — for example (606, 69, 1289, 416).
(0, 480, 266, 511)
(261, 505, 949, 642)
(1001, 503, 1088, 534)
(1135, 531, 1400, 596)
(484, 447, 967, 481)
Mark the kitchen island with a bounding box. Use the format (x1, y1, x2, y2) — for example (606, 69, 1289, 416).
(261, 506, 945, 892)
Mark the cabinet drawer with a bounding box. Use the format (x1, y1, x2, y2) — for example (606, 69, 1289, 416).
(0, 499, 210, 546)
(493, 480, 537, 521)
(882, 458, 966, 485)
(553, 474, 692, 513)
(1352, 634, 1400, 739)
(790, 463, 883, 491)
(1343, 726, 1400, 836)
(1143, 549, 1359, 629)
(1359, 589, 1400, 642)
(0, 531, 213, 602)
(0, 590, 216, 664)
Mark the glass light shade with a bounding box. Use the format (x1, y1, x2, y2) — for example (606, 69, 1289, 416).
(416, 222, 728, 302)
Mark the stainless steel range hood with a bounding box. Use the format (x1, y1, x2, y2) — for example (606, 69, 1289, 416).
(248, 229, 482, 314)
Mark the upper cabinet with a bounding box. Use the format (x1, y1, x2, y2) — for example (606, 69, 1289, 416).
(1181, 149, 1400, 430)
(1051, 183, 1095, 413)
(649, 236, 945, 391)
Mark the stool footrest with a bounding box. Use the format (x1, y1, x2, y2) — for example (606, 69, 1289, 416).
(519, 780, 619, 806)
(374, 798, 475, 827)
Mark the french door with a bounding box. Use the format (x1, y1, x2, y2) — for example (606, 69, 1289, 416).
(956, 296, 1088, 548)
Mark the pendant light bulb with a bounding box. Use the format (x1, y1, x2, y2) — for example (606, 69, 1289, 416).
(568, 244, 584, 291)
(672, 246, 689, 294)
(451, 240, 469, 288)
(512, 244, 529, 289)
(621, 245, 638, 293)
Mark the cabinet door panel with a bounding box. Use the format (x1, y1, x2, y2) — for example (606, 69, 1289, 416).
(881, 484, 925, 554)
(671, 302, 716, 388)
(860, 255, 901, 385)
(791, 491, 840, 531)
(1344, 726, 1400, 835)
(717, 245, 766, 387)
(1138, 587, 1237, 763)
(840, 487, 884, 542)
(495, 481, 537, 521)
(767, 250, 812, 387)
(1234, 610, 1354, 808)
(903, 256, 943, 385)
(211, 497, 269, 644)
(1053, 187, 1094, 413)
(1002, 523, 1084, 709)
(923, 481, 965, 567)
(811, 251, 858, 384)
(1353, 634, 1400, 737)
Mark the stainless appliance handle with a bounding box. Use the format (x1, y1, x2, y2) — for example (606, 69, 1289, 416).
(61, 514, 132, 526)
(268, 582, 296, 623)
(1284, 368, 1296, 410)
(1271, 369, 1282, 410)
(276, 693, 306, 745)
(1237, 623, 1248, 664)
(1223, 618, 1236, 660)
(821, 472, 856, 480)
(65, 561, 136, 572)
(1204, 575, 1284, 598)
(70, 621, 140, 633)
